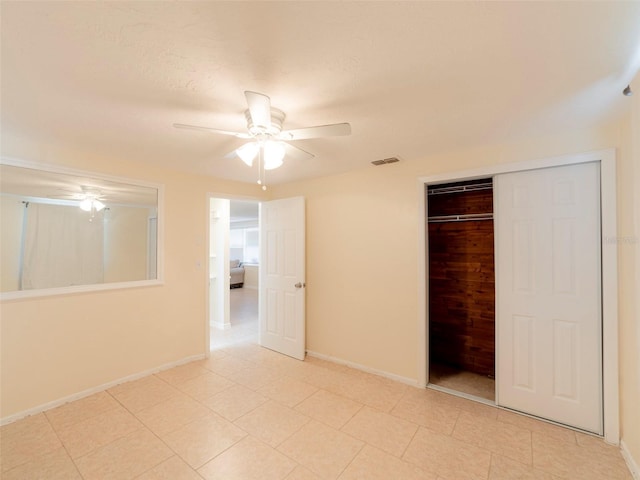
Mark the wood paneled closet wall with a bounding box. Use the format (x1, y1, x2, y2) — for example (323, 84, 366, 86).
(428, 178, 495, 377)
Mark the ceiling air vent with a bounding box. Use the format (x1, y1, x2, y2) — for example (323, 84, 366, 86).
(371, 157, 400, 166)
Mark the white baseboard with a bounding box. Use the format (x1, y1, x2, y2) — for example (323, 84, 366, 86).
(305, 350, 418, 387)
(621, 440, 640, 479)
(0, 353, 206, 426)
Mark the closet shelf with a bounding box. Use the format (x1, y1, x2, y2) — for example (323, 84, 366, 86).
(428, 213, 493, 223)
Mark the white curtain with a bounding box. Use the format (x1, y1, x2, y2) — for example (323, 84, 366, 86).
(21, 203, 104, 290)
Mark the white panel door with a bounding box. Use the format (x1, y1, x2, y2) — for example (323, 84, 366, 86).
(259, 197, 306, 360)
(495, 162, 602, 434)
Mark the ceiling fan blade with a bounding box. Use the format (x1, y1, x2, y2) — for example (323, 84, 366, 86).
(244, 91, 271, 128)
(284, 142, 315, 161)
(223, 148, 240, 160)
(173, 123, 249, 138)
(280, 122, 351, 140)
(47, 194, 82, 200)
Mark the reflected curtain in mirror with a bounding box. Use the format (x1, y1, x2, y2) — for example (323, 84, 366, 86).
(22, 202, 104, 289)
(0, 161, 161, 297)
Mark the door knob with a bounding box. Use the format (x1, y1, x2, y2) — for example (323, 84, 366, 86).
(294, 282, 306, 289)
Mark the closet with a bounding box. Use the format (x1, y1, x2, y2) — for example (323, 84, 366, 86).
(425, 162, 604, 434)
(427, 178, 495, 401)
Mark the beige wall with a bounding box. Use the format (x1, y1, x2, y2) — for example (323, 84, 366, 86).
(271, 119, 639, 460)
(104, 206, 152, 283)
(618, 74, 640, 465)
(0, 195, 23, 292)
(0, 137, 265, 419)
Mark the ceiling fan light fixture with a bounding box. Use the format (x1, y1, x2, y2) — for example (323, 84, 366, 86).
(79, 197, 106, 212)
(237, 142, 259, 166)
(263, 141, 286, 170)
(79, 198, 92, 211)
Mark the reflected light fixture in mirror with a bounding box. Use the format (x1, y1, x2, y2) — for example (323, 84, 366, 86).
(0, 158, 163, 299)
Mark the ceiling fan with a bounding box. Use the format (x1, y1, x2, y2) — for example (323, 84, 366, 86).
(49, 186, 107, 218)
(174, 91, 351, 189)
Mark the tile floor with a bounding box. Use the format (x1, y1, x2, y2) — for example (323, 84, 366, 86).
(210, 288, 259, 349)
(0, 289, 633, 479)
(429, 362, 496, 402)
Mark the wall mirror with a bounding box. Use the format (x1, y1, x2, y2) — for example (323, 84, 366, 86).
(0, 159, 162, 300)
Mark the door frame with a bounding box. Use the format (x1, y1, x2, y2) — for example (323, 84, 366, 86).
(416, 148, 619, 444)
(205, 192, 262, 356)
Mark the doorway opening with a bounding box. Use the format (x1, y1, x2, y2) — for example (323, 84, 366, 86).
(209, 197, 260, 350)
(427, 178, 495, 402)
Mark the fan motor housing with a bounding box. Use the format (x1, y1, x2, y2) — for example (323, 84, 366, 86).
(245, 108, 285, 137)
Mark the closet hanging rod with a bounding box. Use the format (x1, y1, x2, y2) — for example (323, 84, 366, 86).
(428, 182, 493, 195)
(428, 213, 493, 223)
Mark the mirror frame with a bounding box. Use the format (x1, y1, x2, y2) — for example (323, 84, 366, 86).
(0, 157, 164, 301)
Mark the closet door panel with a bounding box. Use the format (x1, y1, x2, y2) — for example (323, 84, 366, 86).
(495, 162, 602, 434)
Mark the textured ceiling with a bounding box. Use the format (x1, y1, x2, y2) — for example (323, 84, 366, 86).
(0, 164, 158, 207)
(2, 2, 639, 186)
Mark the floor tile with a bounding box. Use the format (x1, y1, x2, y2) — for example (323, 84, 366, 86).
(574, 431, 623, 457)
(45, 391, 119, 431)
(74, 428, 173, 480)
(305, 356, 352, 373)
(532, 432, 632, 479)
(136, 455, 203, 479)
(198, 435, 297, 480)
(452, 410, 532, 465)
(1, 412, 51, 438)
(294, 389, 362, 429)
(326, 373, 407, 412)
(428, 389, 498, 419)
(342, 406, 418, 457)
(339, 444, 437, 480)
(489, 454, 556, 479)
(108, 375, 182, 413)
(391, 387, 461, 435)
(222, 342, 275, 364)
(278, 420, 364, 479)
(57, 406, 142, 458)
(173, 372, 235, 401)
(231, 364, 285, 390)
(136, 394, 212, 436)
(403, 426, 492, 480)
(257, 376, 318, 407)
(273, 359, 320, 382)
(429, 363, 496, 401)
(156, 362, 210, 386)
(201, 355, 253, 379)
(234, 400, 310, 447)
(161, 413, 247, 468)
(0, 447, 82, 480)
(0, 413, 62, 472)
(304, 365, 354, 391)
(285, 465, 324, 480)
(201, 384, 268, 421)
(497, 410, 576, 444)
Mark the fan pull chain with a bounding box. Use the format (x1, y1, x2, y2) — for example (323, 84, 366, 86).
(257, 143, 267, 190)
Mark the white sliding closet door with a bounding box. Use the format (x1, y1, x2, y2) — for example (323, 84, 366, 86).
(495, 162, 602, 434)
